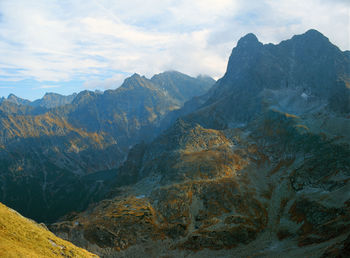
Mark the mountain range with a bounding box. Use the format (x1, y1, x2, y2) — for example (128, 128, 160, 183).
(1, 29, 349, 257)
(0, 92, 78, 108)
(0, 71, 215, 222)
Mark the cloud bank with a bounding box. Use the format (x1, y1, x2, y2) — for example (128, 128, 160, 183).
(0, 0, 349, 98)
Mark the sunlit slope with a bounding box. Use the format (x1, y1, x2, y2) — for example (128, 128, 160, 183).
(0, 202, 97, 258)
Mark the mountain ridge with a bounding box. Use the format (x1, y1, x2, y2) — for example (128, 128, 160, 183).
(0, 71, 215, 223)
(50, 29, 350, 257)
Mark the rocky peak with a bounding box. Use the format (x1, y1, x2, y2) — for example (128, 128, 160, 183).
(71, 90, 97, 105)
(42, 92, 61, 99)
(7, 93, 16, 99)
(224, 33, 263, 78)
(6, 93, 31, 105)
(236, 33, 261, 48)
(282, 28, 338, 58)
(298, 29, 329, 42)
(130, 72, 142, 79)
(119, 73, 153, 91)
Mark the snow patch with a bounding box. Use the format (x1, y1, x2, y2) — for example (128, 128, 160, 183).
(301, 92, 308, 100)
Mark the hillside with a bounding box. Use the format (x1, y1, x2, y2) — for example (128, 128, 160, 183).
(0, 202, 97, 257)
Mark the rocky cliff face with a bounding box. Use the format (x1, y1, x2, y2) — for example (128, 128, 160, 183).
(51, 30, 350, 257)
(0, 71, 214, 223)
(181, 29, 350, 129)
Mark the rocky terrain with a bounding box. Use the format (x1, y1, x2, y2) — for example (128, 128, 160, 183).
(0, 71, 214, 222)
(50, 30, 350, 257)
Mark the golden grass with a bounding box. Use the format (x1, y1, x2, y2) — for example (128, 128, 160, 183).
(284, 113, 299, 119)
(0, 202, 98, 258)
(3, 113, 105, 146)
(295, 124, 309, 131)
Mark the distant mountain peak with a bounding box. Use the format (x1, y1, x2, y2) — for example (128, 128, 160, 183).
(151, 71, 187, 81)
(126, 73, 150, 85)
(129, 73, 148, 81)
(7, 93, 17, 99)
(131, 73, 141, 78)
(120, 72, 170, 92)
(290, 28, 331, 46)
(303, 29, 328, 39)
(236, 33, 261, 48)
(162, 70, 183, 75)
(5, 93, 31, 105)
(43, 92, 60, 98)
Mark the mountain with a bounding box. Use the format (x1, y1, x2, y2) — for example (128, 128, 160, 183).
(0, 71, 214, 223)
(32, 92, 78, 108)
(0, 202, 97, 257)
(66, 72, 214, 147)
(51, 30, 350, 257)
(0, 92, 77, 109)
(3, 94, 31, 106)
(150, 71, 215, 105)
(181, 29, 350, 129)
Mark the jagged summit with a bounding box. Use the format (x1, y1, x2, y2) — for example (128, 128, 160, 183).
(7, 93, 24, 101)
(130, 72, 142, 78)
(5, 93, 31, 105)
(236, 32, 261, 48)
(118, 72, 153, 91)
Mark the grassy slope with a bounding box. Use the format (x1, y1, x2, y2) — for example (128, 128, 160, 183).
(0, 202, 97, 258)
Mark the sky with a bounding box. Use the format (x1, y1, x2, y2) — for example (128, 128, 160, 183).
(0, 0, 349, 100)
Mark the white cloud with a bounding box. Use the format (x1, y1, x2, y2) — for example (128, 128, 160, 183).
(83, 73, 128, 90)
(0, 0, 348, 94)
(32, 85, 60, 90)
